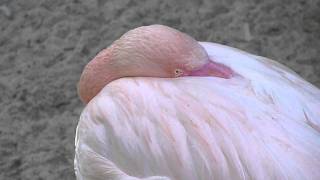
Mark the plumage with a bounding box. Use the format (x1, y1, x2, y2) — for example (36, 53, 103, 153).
(75, 41, 320, 180)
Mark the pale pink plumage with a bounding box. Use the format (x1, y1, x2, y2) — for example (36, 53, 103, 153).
(75, 42, 320, 180)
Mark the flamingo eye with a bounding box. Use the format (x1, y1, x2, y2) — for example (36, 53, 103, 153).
(174, 69, 184, 77)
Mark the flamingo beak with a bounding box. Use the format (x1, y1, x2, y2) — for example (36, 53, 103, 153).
(187, 61, 234, 79)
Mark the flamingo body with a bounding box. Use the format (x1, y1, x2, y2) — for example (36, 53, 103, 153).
(75, 42, 320, 180)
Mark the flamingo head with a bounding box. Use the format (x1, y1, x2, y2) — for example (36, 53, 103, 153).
(78, 25, 233, 103)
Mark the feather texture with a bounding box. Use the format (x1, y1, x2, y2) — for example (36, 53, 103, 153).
(75, 42, 320, 180)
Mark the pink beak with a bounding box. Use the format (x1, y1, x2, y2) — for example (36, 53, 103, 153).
(188, 61, 234, 79)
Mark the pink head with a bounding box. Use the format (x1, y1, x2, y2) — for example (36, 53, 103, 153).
(78, 25, 233, 103)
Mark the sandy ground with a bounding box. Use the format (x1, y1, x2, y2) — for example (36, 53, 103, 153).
(0, 0, 319, 179)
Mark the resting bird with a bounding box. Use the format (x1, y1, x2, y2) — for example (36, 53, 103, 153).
(74, 25, 320, 180)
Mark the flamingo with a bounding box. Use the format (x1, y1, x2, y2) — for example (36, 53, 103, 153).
(74, 25, 320, 180)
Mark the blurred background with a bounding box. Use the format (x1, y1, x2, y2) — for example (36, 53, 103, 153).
(0, 0, 319, 179)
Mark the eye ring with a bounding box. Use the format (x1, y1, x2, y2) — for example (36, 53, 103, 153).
(174, 69, 184, 77)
